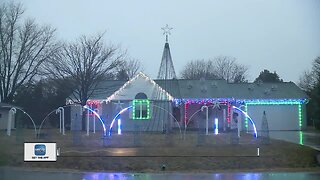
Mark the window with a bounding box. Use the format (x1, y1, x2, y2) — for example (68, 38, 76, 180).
(135, 92, 148, 99)
(132, 99, 150, 120)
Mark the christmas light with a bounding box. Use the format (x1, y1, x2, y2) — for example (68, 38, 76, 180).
(184, 102, 189, 129)
(298, 104, 302, 128)
(245, 104, 248, 129)
(174, 98, 307, 105)
(109, 106, 132, 136)
(83, 105, 106, 136)
(174, 98, 234, 105)
(132, 99, 151, 120)
(299, 131, 303, 145)
(227, 103, 231, 124)
(86, 100, 101, 116)
(214, 118, 219, 135)
(118, 118, 121, 135)
(183, 100, 230, 130)
(232, 106, 258, 138)
(245, 100, 304, 129)
(106, 72, 173, 103)
(245, 101, 302, 105)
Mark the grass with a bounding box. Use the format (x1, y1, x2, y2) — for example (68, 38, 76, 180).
(0, 129, 319, 172)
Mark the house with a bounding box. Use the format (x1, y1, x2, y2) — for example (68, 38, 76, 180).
(67, 40, 308, 135)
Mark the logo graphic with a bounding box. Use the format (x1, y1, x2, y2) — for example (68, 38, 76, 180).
(34, 144, 46, 156)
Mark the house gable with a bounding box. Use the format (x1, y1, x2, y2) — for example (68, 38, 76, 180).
(106, 72, 173, 102)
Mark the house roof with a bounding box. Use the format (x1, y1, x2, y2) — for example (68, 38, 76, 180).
(86, 76, 308, 101)
(104, 72, 174, 102)
(0, 102, 18, 109)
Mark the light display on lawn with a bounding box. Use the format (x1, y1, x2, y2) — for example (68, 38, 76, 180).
(83, 105, 107, 136)
(232, 106, 258, 138)
(109, 106, 133, 136)
(183, 100, 231, 129)
(175, 98, 306, 131)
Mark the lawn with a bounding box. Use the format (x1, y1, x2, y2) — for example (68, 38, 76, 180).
(0, 129, 319, 172)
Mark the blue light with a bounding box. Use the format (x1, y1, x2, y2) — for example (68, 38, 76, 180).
(173, 98, 307, 105)
(83, 105, 107, 136)
(109, 106, 133, 136)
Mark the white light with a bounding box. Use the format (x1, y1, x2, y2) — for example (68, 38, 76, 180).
(105, 72, 174, 102)
(214, 118, 219, 135)
(118, 118, 121, 135)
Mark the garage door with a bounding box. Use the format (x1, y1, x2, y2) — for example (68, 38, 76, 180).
(247, 104, 300, 131)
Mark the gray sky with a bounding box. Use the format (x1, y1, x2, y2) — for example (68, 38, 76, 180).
(13, 0, 320, 82)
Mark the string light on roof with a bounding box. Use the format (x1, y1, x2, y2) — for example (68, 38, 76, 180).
(105, 72, 174, 103)
(173, 98, 308, 105)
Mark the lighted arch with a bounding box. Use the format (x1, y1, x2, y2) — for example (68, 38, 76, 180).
(83, 105, 107, 136)
(232, 106, 258, 138)
(109, 106, 133, 136)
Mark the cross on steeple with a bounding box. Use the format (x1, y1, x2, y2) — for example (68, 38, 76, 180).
(161, 24, 173, 42)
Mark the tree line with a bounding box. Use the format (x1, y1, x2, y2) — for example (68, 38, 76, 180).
(298, 57, 320, 129)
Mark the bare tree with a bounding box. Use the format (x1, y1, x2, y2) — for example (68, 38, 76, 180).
(180, 59, 217, 79)
(180, 56, 248, 82)
(124, 58, 143, 78)
(115, 58, 143, 80)
(298, 57, 320, 91)
(213, 56, 248, 83)
(0, 2, 58, 103)
(298, 70, 316, 92)
(46, 34, 124, 105)
(313, 57, 320, 82)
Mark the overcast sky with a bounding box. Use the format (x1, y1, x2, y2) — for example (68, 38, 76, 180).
(11, 0, 320, 82)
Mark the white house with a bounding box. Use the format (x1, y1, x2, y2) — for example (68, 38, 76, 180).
(67, 40, 308, 135)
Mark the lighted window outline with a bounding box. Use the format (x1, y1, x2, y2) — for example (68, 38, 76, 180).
(244, 101, 303, 130)
(132, 99, 151, 120)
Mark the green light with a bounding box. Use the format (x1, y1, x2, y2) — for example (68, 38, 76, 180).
(246, 101, 301, 105)
(298, 104, 302, 128)
(245, 104, 248, 129)
(132, 99, 151, 120)
(299, 131, 303, 145)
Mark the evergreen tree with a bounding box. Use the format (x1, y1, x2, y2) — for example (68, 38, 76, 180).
(254, 69, 283, 83)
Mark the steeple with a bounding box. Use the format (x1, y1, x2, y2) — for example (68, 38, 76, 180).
(157, 24, 177, 79)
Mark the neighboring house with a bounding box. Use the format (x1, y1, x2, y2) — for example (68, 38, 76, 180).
(0, 102, 16, 130)
(67, 40, 308, 134)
